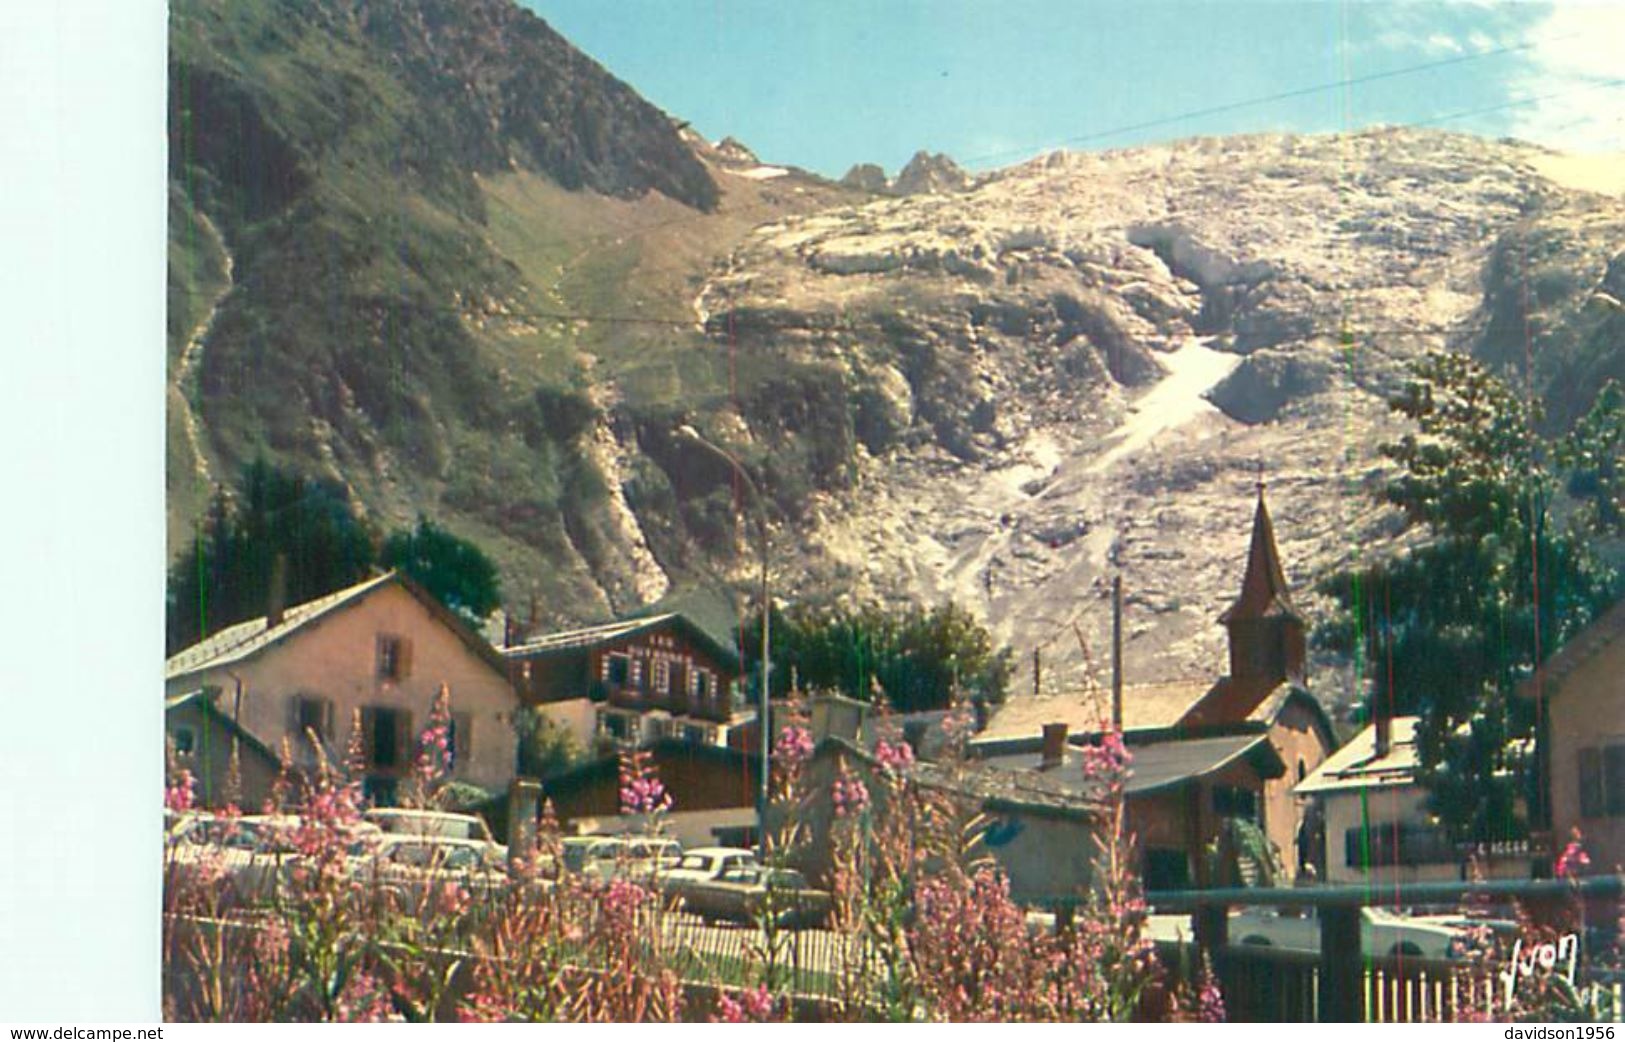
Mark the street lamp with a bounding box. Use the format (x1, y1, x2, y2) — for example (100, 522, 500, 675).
(674, 424, 772, 860)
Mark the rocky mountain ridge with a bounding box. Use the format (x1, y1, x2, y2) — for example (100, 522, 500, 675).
(168, 0, 1625, 713)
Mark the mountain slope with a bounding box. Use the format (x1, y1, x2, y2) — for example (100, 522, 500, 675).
(169, 1, 1624, 711)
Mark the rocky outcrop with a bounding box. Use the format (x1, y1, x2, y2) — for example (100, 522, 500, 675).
(893, 150, 972, 195)
(841, 163, 890, 193)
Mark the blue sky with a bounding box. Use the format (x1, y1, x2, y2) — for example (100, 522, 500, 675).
(524, 1, 1624, 177)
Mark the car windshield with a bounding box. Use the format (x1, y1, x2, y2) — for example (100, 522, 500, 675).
(677, 854, 714, 871)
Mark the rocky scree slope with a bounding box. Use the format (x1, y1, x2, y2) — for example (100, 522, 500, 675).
(693, 129, 1625, 706)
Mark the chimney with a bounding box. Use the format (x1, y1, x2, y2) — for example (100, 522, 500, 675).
(810, 694, 870, 745)
(1041, 722, 1068, 770)
(267, 553, 288, 628)
(1373, 697, 1392, 760)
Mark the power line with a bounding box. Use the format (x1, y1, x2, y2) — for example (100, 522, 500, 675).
(961, 28, 1587, 165)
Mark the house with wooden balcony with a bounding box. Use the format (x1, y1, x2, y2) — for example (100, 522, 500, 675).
(501, 612, 749, 752)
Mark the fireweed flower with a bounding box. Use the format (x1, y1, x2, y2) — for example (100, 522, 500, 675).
(832, 771, 869, 818)
(873, 738, 915, 775)
(713, 984, 778, 1023)
(166, 770, 196, 813)
(618, 747, 672, 816)
(774, 724, 814, 768)
(1555, 828, 1591, 879)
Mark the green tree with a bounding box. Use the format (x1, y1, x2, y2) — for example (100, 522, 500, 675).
(380, 515, 502, 627)
(749, 600, 1012, 712)
(513, 707, 581, 780)
(1557, 378, 1625, 534)
(167, 459, 375, 653)
(1317, 352, 1619, 842)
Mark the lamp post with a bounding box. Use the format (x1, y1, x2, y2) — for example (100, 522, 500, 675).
(674, 425, 772, 860)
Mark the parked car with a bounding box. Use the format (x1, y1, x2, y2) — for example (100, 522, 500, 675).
(357, 834, 510, 906)
(583, 837, 684, 883)
(660, 847, 759, 900)
(680, 866, 831, 928)
(1226, 905, 1468, 959)
(561, 836, 627, 876)
(362, 808, 497, 844)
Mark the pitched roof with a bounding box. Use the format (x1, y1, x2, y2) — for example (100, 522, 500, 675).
(1294, 717, 1421, 795)
(165, 688, 282, 768)
(1518, 597, 1625, 700)
(980, 732, 1284, 797)
(164, 571, 510, 684)
(1219, 489, 1302, 624)
(503, 612, 742, 673)
(816, 736, 1102, 820)
(969, 679, 1213, 749)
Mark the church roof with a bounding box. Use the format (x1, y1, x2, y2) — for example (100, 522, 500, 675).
(1218, 488, 1302, 625)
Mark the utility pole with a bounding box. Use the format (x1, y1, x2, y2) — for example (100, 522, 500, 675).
(1112, 574, 1124, 730)
(675, 425, 772, 860)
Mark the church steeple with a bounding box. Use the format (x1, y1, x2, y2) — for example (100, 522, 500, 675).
(1220, 484, 1306, 685)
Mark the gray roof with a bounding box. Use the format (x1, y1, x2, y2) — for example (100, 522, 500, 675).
(503, 612, 742, 672)
(1295, 717, 1421, 796)
(165, 571, 511, 684)
(982, 732, 1285, 797)
(166, 573, 398, 681)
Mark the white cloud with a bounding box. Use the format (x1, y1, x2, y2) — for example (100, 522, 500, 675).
(1505, 2, 1625, 153)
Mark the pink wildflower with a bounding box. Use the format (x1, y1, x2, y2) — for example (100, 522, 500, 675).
(832, 771, 869, 818)
(873, 738, 915, 774)
(774, 724, 814, 768)
(165, 769, 196, 813)
(1555, 828, 1591, 880)
(713, 984, 778, 1023)
(618, 747, 672, 816)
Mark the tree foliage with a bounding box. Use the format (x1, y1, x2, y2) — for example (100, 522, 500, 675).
(167, 460, 376, 653)
(747, 600, 1012, 712)
(167, 461, 504, 653)
(513, 706, 581, 780)
(1317, 353, 1620, 842)
(380, 515, 502, 626)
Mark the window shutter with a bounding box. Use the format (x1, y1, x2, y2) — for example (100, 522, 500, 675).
(360, 707, 379, 767)
(323, 698, 335, 742)
(452, 712, 472, 774)
(399, 639, 414, 680)
(396, 711, 415, 772)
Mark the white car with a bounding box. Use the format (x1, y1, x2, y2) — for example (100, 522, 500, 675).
(583, 836, 683, 883)
(362, 808, 497, 844)
(659, 846, 759, 899)
(1144, 906, 1468, 959)
(358, 834, 510, 905)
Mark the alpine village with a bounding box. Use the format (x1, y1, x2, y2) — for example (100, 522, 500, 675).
(162, 0, 1625, 1024)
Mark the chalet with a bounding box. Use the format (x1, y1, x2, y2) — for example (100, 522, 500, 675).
(1519, 597, 1625, 874)
(1296, 715, 1537, 884)
(164, 572, 521, 805)
(502, 613, 749, 752)
(970, 488, 1337, 882)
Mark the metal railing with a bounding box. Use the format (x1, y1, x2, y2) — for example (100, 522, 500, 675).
(1132, 874, 1625, 1022)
